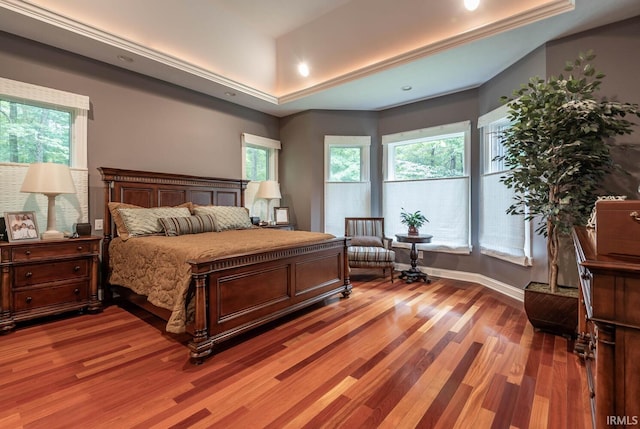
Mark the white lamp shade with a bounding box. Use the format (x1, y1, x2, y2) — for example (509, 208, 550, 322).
(255, 180, 281, 200)
(20, 162, 76, 195)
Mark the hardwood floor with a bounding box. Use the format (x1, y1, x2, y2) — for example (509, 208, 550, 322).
(0, 271, 591, 429)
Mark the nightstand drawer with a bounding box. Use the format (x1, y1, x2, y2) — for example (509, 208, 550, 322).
(14, 259, 89, 287)
(14, 281, 89, 311)
(11, 241, 94, 262)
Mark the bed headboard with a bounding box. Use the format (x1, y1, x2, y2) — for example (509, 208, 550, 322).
(98, 167, 248, 291)
(99, 167, 248, 236)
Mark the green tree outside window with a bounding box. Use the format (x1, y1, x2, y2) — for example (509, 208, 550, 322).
(0, 99, 71, 165)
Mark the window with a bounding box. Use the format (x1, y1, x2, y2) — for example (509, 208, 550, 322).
(383, 121, 471, 253)
(241, 133, 281, 219)
(0, 100, 71, 165)
(324, 136, 371, 236)
(478, 104, 532, 265)
(0, 77, 89, 233)
(245, 145, 270, 182)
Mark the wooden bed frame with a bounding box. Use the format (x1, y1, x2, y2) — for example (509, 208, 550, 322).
(99, 167, 351, 363)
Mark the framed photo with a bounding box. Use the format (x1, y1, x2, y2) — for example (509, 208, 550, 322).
(274, 207, 290, 225)
(5, 211, 40, 242)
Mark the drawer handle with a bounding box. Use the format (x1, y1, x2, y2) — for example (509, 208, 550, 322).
(74, 288, 80, 295)
(24, 250, 31, 256)
(74, 265, 81, 272)
(76, 246, 84, 251)
(631, 211, 640, 222)
(25, 296, 32, 303)
(25, 272, 33, 278)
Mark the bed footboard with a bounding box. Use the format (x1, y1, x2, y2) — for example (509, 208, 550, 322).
(188, 237, 351, 363)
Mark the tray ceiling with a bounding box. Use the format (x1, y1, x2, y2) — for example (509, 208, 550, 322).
(0, 0, 639, 116)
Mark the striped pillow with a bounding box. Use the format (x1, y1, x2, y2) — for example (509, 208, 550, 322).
(159, 214, 218, 236)
(118, 206, 192, 238)
(193, 206, 253, 231)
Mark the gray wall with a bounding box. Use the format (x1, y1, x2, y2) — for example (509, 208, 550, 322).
(0, 31, 280, 225)
(1, 15, 638, 290)
(281, 16, 640, 289)
(279, 110, 379, 231)
(547, 17, 640, 198)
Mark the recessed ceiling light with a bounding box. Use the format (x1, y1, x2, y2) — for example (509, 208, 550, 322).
(298, 62, 310, 77)
(117, 54, 133, 63)
(224, 91, 236, 97)
(401, 85, 412, 91)
(464, 0, 480, 11)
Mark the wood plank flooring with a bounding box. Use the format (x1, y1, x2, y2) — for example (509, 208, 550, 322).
(0, 271, 591, 429)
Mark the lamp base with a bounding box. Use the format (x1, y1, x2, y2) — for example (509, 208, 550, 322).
(42, 230, 64, 240)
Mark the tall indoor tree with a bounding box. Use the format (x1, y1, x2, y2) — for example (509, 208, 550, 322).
(498, 51, 639, 292)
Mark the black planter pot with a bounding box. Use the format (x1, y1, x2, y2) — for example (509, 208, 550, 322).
(523, 282, 578, 338)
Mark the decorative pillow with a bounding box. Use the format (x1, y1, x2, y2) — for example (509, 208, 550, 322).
(159, 214, 218, 236)
(108, 202, 193, 240)
(350, 235, 383, 247)
(118, 206, 192, 238)
(108, 202, 142, 240)
(193, 205, 253, 230)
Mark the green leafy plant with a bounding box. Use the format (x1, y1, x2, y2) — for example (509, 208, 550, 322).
(497, 51, 639, 293)
(400, 208, 429, 229)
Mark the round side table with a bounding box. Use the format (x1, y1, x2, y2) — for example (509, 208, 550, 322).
(395, 233, 432, 283)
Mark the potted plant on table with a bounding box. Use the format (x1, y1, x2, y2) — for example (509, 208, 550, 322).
(498, 51, 639, 336)
(400, 208, 429, 235)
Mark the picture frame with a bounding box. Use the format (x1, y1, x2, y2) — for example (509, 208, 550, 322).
(274, 207, 290, 225)
(4, 211, 40, 242)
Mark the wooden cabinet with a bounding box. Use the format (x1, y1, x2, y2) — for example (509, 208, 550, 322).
(0, 236, 102, 332)
(573, 227, 640, 429)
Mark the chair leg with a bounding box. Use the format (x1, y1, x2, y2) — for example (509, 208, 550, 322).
(383, 268, 393, 283)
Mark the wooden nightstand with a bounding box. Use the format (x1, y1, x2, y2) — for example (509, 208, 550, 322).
(0, 236, 102, 332)
(261, 224, 294, 231)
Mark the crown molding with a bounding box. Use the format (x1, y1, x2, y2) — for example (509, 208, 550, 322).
(0, 0, 574, 108)
(279, 0, 574, 103)
(0, 0, 279, 105)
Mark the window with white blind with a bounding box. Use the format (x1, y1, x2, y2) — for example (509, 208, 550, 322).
(324, 136, 371, 236)
(478, 104, 532, 265)
(0, 77, 89, 232)
(241, 133, 281, 219)
(382, 121, 471, 253)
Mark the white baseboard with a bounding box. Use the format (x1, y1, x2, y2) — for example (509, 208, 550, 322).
(394, 263, 524, 302)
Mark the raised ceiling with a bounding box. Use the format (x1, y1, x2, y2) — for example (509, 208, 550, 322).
(0, 0, 639, 117)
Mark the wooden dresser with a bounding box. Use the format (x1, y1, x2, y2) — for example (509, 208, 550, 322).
(0, 236, 102, 332)
(573, 227, 640, 428)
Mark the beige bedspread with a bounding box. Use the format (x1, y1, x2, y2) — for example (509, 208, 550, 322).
(109, 228, 336, 333)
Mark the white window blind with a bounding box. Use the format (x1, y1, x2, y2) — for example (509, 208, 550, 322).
(383, 177, 470, 253)
(324, 136, 371, 236)
(478, 105, 532, 266)
(382, 121, 471, 253)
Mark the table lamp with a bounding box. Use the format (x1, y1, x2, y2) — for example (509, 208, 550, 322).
(255, 180, 281, 225)
(20, 162, 76, 240)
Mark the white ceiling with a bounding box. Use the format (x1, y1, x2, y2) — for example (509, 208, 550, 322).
(0, 0, 639, 117)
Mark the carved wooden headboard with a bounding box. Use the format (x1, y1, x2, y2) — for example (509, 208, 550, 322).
(98, 167, 248, 287)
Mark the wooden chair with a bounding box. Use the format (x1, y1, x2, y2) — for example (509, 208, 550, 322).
(345, 217, 396, 282)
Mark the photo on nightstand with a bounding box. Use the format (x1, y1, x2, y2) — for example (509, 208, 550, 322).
(274, 207, 289, 225)
(4, 211, 40, 242)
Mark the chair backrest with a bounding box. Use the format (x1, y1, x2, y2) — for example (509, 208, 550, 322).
(345, 217, 385, 239)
